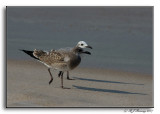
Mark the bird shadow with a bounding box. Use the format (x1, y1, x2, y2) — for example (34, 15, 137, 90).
(73, 77, 144, 86)
(72, 85, 147, 95)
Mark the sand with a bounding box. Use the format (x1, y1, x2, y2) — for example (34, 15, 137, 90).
(7, 60, 153, 107)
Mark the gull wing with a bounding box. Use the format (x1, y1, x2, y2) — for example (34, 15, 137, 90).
(33, 49, 66, 66)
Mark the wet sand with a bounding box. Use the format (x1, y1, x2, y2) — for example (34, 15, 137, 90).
(7, 60, 153, 107)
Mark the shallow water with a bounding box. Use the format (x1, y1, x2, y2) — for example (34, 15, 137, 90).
(7, 7, 153, 74)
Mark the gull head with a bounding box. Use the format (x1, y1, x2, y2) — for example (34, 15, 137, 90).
(77, 41, 92, 49)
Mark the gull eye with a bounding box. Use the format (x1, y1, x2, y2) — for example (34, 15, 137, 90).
(81, 44, 84, 46)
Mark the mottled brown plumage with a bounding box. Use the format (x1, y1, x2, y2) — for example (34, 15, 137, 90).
(32, 47, 81, 71)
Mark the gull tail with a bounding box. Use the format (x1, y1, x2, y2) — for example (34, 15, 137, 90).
(19, 49, 39, 60)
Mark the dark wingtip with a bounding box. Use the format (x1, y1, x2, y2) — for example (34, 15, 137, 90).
(19, 49, 39, 60)
(19, 49, 26, 52)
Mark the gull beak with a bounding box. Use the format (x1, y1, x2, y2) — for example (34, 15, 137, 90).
(82, 51, 91, 55)
(86, 45, 92, 49)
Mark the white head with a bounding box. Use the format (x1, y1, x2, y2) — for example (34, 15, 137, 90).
(76, 41, 92, 49)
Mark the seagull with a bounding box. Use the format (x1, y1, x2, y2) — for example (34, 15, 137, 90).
(20, 41, 92, 89)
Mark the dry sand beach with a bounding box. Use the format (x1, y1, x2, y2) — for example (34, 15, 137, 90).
(7, 60, 153, 107)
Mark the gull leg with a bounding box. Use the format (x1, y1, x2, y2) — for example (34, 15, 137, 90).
(60, 72, 70, 89)
(67, 71, 75, 80)
(61, 72, 64, 88)
(58, 71, 62, 77)
(48, 68, 53, 85)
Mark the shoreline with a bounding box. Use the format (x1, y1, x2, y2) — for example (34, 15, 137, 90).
(7, 59, 152, 76)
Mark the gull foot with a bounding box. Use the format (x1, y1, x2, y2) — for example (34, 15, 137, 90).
(67, 77, 75, 80)
(61, 86, 70, 89)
